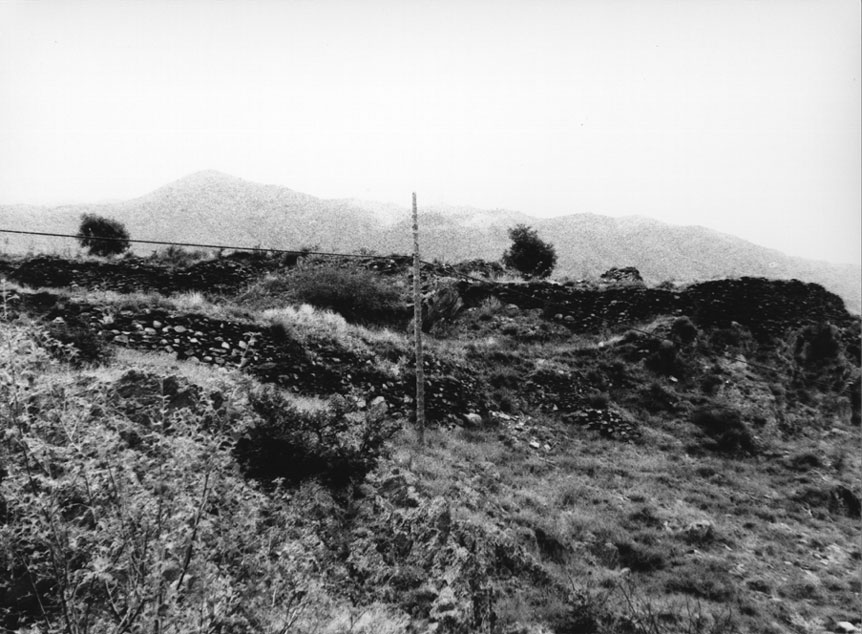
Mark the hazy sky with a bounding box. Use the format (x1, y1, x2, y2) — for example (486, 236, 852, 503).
(1, 0, 860, 264)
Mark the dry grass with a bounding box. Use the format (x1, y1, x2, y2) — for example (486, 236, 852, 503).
(386, 393, 860, 633)
(4, 264, 859, 633)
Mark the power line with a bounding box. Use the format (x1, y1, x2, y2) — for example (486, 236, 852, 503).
(0, 228, 407, 261)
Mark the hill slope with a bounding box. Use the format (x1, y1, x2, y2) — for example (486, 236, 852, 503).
(1, 253, 860, 633)
(1, 171, 858, 311)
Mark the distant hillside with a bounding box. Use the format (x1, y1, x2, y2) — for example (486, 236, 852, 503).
(375, 209, 861, 313)
(1, 170, 859, 311)
(0, 171, 382, 254)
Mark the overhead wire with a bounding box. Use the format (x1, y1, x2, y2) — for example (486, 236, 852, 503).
(0, 228, 409, 261)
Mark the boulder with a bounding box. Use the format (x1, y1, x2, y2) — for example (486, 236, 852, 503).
(462, 413, 483, 427)
(600, 267, 644, 284)
(682, 520, 715, 544)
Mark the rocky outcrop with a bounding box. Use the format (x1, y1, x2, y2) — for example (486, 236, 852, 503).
(600, 266, 644, 284)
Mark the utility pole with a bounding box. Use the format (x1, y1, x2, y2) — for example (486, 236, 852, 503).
(412, 192, 425, 444)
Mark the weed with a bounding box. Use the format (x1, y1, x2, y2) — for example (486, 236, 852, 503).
(43, 318, 111, 366)
(234, 387, 399, 489)
(613, 576, 739, 634)
(665, 559, 737, 603)
(149, 245, 213, 268)
(671, 316, 699, 346)
(0, 323, 326, 632)
(615, 538, 667, 572)
(690, 406, 757, 455)
(291, 265, 407, 326)
(239, 265, 407, 326)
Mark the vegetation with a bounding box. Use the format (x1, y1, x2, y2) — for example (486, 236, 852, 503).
(291, 265, 406, 324)
(0, 324, 403, 633)
(1, 250, 859, 633)
(76, 213, 131, 257)
(501, 224, 557, 279)
(149, 244, 213, 267)
(238, 262, 408, 326)
(690, 405, 758, 455)
(235, 388, 398, 489)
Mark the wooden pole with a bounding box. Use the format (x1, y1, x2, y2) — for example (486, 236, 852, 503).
(412, 192, 425, 444)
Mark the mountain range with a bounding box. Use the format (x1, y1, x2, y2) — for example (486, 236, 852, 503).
(1, 170, 859, 311)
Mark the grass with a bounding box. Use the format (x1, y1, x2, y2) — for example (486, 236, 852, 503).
(0, 317, 414, 633)
(235, 264, 408, 326)
(4, 258, 860, 634)
(385, 390, 860, 633)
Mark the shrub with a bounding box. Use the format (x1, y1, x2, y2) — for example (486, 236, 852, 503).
(644, 339, 678, 375)
(76, 213, 131, 257)
(151, 245, 212, 268)
(423, 283, 465, 333)
(13, 257, 74, 289)
(670, 316, 698, 345)
(0, 326, 325, 633)
(501, 224, 557, 279)
(586, 391, 610, 409)
(794, 322, 841, 365)
(234, 388, 398, 489)
(691, 406, 757, 454)
(701, 373, 724, 396)
(706, 325, 752, 354)
(289, 265, 407, 326)
(43, 319, 111, 366)
(615, 538, 667, 572)
(665, 559, 737, 602)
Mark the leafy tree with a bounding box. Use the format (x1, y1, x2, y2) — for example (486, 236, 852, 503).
(76, 213, 131, 256)
(501, 224, 557, 279)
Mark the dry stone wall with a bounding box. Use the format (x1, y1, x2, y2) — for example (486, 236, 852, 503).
(457, 277, 858, 341)
(4, 289, 485, 426)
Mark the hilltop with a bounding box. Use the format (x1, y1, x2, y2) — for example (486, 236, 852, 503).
(1, 249, 859, 633)
(1, 170, 859, 312)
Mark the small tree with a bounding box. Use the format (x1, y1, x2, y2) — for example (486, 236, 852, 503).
(501, 224, 557, 279)
(77, 213, 131, 256)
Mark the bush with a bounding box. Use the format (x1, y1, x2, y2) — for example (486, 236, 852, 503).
(151, 245, 212, 268)
(0, 327, 325, 632)
(615, 538, 667, 572)
(423, 283, 465, 333)
(691, 406, 757, 455)
(701, 373, 724, 396)
(665, 559, 737, 602)
(76, 213, 131, 257)
(44, 319, 111, 366)
(13, 257, 74, 289)
(501, 224, 557, 279)
(794, 322, 841, 365)
(670, 316, 698, 345)
(290, 265, 407, 325)
(234, 388, 398, 489)
(644, 339, 678, 375)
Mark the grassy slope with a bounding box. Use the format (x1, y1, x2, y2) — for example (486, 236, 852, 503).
(1, 262, 860, 634)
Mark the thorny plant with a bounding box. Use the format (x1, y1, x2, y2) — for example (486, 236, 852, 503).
(605, 575, 739, 634)
(561, 569, 739, 634)
(0, 316, 323, 633)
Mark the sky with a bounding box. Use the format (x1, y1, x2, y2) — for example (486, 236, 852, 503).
(1, 0, 860, 265)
